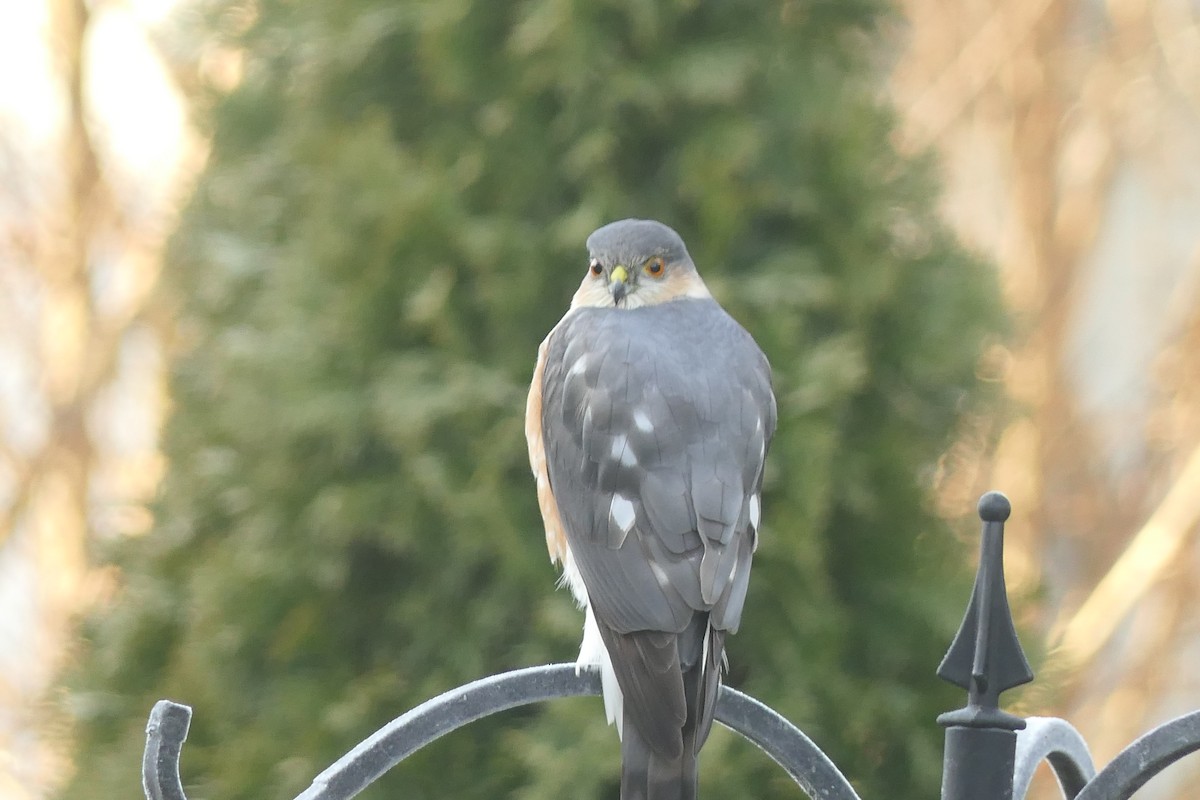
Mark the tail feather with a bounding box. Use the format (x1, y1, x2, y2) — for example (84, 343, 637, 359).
(694, 628, 724, 750)
(611, 616, 724, 800)
(621, 713, 698, 800)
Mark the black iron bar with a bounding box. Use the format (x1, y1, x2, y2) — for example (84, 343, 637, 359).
(136, 491, 1200, 800)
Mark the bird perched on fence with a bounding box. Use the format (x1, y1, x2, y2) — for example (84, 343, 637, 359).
(526, 219, 776, 800)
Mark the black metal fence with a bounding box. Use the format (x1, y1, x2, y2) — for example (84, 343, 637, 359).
(140, 492, 1200, 800)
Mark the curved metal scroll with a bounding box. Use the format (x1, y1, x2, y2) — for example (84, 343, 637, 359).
(1074, 710, 1200, 800)
(143, 700, 192, 800)
(143, 663, 861, 800)
(293, 664, 610, 800)
(1012, 717, 1096, 800)
(297, 663, 862, 800)
(713, 685, 860, 799)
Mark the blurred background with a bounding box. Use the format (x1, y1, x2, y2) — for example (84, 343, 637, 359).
(0, 0, 1197, 799)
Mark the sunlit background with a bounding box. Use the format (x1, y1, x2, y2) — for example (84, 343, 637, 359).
(1, 0, 1199, 798)
(0, 0, 195, 794)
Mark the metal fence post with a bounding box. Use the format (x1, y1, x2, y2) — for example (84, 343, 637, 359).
(937, 491, 1033, 800)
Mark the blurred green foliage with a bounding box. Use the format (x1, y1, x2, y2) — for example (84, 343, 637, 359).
(58, 1, 1003, 799)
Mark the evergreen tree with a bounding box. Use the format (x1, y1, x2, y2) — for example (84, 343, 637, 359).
(60, 1, 1002, 798)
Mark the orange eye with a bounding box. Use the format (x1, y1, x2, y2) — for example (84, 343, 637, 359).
(589, 259, 603, 276)
(644, 257, 665, 277)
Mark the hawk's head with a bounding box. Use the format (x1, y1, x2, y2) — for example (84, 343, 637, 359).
(572, 219, 712, 309)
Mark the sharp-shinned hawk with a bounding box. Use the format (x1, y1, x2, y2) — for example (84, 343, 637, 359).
(526, 219, 776, 800)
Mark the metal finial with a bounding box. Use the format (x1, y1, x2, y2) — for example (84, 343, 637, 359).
(937, 491, 1032, 730)
(977, 491, 1011, 523)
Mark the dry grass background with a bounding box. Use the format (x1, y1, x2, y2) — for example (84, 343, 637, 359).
(893, 0, 1200, 796)
(0, 1, 196, 795)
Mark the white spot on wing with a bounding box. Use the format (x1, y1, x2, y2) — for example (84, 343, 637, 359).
(749, 494, 761, 529)
(649, 560, 670, 587)
(633, 409, 654, 433)
(610, 435, 637, 467)
(568, 356, 588, 377)
(610, 494, 636, 533)
(609, 435, 626, 459)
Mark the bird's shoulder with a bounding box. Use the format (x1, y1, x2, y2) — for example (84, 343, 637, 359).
(548, 298, 768, 377)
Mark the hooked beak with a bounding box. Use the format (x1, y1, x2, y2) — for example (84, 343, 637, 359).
(609, 265, 629, 305)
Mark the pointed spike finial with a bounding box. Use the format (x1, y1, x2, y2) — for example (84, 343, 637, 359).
(937, 491, 1032, 730)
